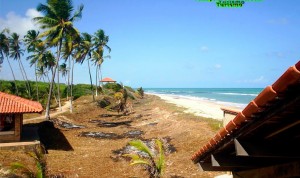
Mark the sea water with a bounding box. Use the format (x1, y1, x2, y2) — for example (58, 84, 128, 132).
(145, 88, 263, 109)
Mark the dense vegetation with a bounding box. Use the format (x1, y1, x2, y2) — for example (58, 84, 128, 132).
(0, 79, 143, 111)
(0, 0, 112, 119)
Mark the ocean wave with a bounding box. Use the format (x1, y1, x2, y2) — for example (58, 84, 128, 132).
(216, 92, 258, 97)
(148, 93, 246, 109)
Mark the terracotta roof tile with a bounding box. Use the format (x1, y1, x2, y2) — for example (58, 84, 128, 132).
(100, 77, 116, 82)
(191, 60, 300, 162)
(0, 92, 43, 113)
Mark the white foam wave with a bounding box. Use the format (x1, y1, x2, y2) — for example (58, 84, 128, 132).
(148, 93, 246, 109)
(216, 92, 258, 97)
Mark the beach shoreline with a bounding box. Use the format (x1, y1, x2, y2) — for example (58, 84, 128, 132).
(148, 93, 242, 120)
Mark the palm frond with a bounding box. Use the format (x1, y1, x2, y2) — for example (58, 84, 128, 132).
(129, 140, 154, 158)
(10, 162, 34, 177)
(130, 159, 152, 166)
(155, 139, 165, 173)
(70, 4, 84, 22)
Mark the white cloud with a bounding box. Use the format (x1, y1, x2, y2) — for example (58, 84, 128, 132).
(200, 46, 209, 52)
(214, 64, 221, 69)
(0, 8, 42, 37)
(267, 18, 288, 25)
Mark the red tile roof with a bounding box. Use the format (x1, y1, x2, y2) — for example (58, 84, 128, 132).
(100, 77, 116, 82)
(0, 92, 43, 114)
(191, 60, 300, 162)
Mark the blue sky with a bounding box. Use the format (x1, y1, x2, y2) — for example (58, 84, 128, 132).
(0, 0, 299, 88)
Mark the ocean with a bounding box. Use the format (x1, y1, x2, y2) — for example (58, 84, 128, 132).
(145, 88, 263, 109)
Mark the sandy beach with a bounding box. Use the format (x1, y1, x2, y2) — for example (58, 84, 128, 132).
(151, 93, 242, 120)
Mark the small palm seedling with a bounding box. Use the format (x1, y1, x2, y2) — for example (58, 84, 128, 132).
(124, 139, 165, 178)
(10, 146, 47, 178)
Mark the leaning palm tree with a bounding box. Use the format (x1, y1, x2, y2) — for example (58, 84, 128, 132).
(9, 32, 31, 97)
(24, 30, 40, 101)
(34, 0, 84, 119)
(0, 29, 19, 95)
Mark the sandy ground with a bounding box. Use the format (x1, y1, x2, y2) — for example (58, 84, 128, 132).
(152, 94, 242, 120)
(1, 95, 226, 178)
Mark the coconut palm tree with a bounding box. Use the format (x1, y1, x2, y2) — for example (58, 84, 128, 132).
(60, 32, 81, 113)
(24, 30, 40, 101)
(0, 29, 19, 95)
(9, 32, 31, 97)
(76, 32, 95, 101)
(92, 29, 111, 96)
(34, 0, 84, 119)
(61, 33, 81, 113)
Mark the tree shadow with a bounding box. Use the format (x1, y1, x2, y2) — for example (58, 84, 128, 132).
(38, 121, 73, 151)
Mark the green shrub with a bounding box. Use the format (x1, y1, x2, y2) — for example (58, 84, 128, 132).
(103, 83, 122, 92)
(66, 84, 92, 100)
(137, 87, 144, 98)
(97, 96, 112, 108)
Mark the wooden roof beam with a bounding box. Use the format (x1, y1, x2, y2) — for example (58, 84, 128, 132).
(197, 162, 233, 171)
(234, 139, 300, 158)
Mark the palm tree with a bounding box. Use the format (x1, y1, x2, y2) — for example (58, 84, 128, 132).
(9, 32, 31, 97)
(34, 0, 84, 119)
(24, 30, 40, 101)
(0, 29, 19, 95)
(61, 33, 80, 113)
(92, 29, 111, 96)
(76, 32, 95, 101)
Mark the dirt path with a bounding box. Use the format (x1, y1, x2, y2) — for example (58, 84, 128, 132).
(23, 101, 71, 123)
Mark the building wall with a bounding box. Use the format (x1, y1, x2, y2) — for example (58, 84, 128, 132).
(0, 114, 22, 143)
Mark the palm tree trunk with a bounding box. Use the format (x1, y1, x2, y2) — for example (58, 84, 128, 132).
(70, 58, 75, 113)
(45, 40, 62, 120)
(49, 69, 58, 104)
(35, 62, 39, 101)
(57, 69, 62, 111)
(67, 57, 71, 100)
(19, 59, 32, 98)
(99, 65, 103, 87)
(57, 45, 62, 111)
(87, 59, 95, 101)
(17, 59, 28, 95)
(45, 73, 57, 104)
(6, 57, 19, 95)
(95, 65, 98, 96)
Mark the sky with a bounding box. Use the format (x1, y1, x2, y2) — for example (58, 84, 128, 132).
(0, 0, 299, 88)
